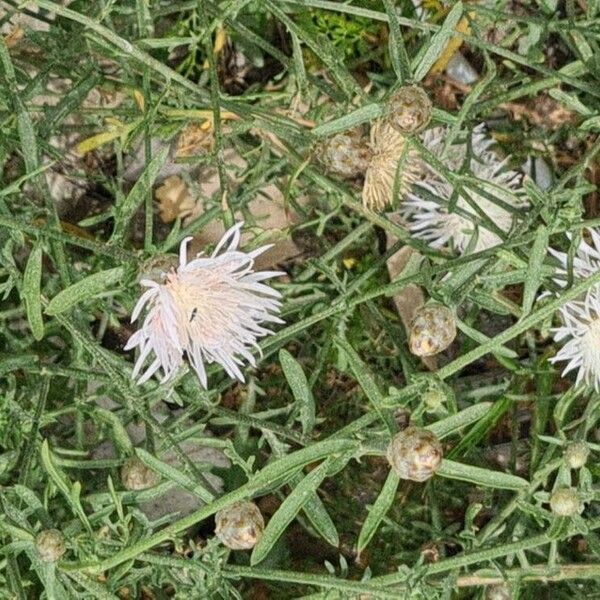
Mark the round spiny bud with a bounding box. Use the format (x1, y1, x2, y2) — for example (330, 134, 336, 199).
(387, 426, 443, 482)
(550, 487, 582, 517)
(409, 304, 456, 357)
(387, 85, 432, 135)
(318, 129, 372, 179)
(564, 442, 590, 470)
(35, 529, 66, 563)
(485, 583, 511, 600)
(121, 456, 160, 491)
(215, 501, 265, 550)
(138, 253, 178, 284)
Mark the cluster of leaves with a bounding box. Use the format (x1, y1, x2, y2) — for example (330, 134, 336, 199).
(1, 0, 600, 598)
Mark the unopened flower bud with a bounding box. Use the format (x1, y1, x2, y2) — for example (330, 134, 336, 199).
(319, 129, 372, 178)
(35, 529, 66, 563)
(550, 487, 582, 517)
(485, 583, 511, 600)
(564, 442, 590, 470)
(409, 304, 456, 357)
(387, 426, 443, 482)
(215, 501, 265, 550)
(387, 85, 432, 134)
(121, 456, 160, 491)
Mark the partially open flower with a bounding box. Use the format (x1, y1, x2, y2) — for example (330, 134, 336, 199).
(121, 456, 160, 491)
(387, 85, 432, 134)
(564, 442, 590, 470)
(125, 223, 283, 388)
(35, 529, 66, 563)
(409, 304, 456, 357)
(400, 126, 526, 253)
(362, 120, 420, 211)
(549, 487, 582, 517)
(548, 229, 600, 391)
(215, 501, 264, 550)
(318, 128, 372, 179)
(387, 426, 443, 482)
(550, 287, 600, 391)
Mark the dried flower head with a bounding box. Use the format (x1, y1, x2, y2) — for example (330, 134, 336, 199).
(387, 85, 432, 134)
(125, 223, 283, 388)
(401, 126, 526, 253)
(35, 529, 66, 563)
(564, 442, 590, 470)
(155, 175, 197, 224)
(550, 287, 600, 391)
(176, 122, 214, 157)
(318, 128, 372, 179)
(215, 501, 265, 550)
(121, 456, 160, 491)
(387, 426, 443, 482)
(549, 487, 582, 517)
(409, 304, 456, 357)
(362, 120, 420, 211)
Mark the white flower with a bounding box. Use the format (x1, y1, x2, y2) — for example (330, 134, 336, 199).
(400, 125, 526, 253)
(125, 223, 283, 388)
(549, 228, 600, 391)
(548, 227, 600, 284)
(551, 288, 600, 391)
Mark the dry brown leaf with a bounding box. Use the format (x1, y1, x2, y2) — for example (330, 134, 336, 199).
(155, 175, 196, 223)
(385, 221, 437, 371)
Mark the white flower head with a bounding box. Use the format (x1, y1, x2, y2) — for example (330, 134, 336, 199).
(548, 227, 600, 285)
(549, 228, 600, 391)
(125, 223, 283, 388)
(400, 125, 527, 253)
(551, 288, 600, 391)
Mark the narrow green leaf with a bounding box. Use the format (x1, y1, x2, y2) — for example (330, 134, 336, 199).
(448, 396, 511, 459)
(110, 146, 169, 243)
(135, 448, 214, 503)
(356, 470, 399, 556)
(437, 459, 529, 490)
(302, 488, 339, 548)
(426, 402, 492, 439)
(250, 439, 358, 494)
(45, 267, 125, 316)
(336, 336, 395, 432)
(580, 116, 600, 131)
(22, 245, 44, 341)
(382, 0, 411, 82)
(251, 459, 333, 565)
(40, 440, 92, 532)
(456, 320, 517, 359)
(521, 225, 549, 316)
(280, 349, 315, 436)
(312, 104, 384, 137)
(94, 409, 134, 455)
(0, 41, 39, 174)
(412, 2, 464, 81)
